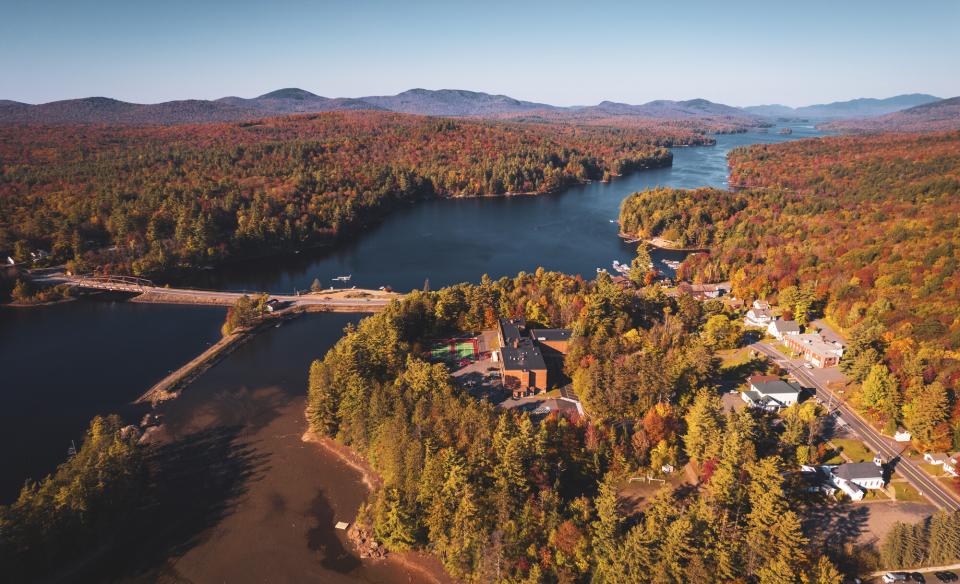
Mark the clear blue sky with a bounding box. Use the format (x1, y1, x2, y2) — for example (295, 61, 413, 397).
(1, 0, 957, 107)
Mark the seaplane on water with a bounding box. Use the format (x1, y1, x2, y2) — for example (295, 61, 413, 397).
(332, 275, 352, 282)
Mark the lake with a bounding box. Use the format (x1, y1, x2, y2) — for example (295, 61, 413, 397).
(0, 122, 824, 581)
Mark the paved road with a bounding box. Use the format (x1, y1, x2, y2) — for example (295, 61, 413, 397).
(34, 274, 395, 312)
(751, 342, 960, 512)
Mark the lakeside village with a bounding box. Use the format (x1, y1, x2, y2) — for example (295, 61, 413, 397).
(421, 271, 958, 518)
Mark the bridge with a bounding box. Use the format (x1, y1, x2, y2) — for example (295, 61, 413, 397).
(34, 273, 396, 313)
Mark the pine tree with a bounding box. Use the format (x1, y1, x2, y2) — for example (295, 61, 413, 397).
(306, 359, 339, 435)
(881, 521, 908, 568)
(745, 457, 789, 571)
(683, 388, 724, 465)
(928, 511, 960, 565)
(811, 555, 844, 584)
(374, 487, 418, 550)
(655, 513, 696, 583)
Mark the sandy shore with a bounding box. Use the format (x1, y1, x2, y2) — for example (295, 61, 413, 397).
(93, 313, 454, 584)
(302, 431, 455, 584)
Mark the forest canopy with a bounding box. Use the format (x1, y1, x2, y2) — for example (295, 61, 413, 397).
(620, 131, 960, 446)
(305, 269, 853, 583)
(0, 111, 689, 276)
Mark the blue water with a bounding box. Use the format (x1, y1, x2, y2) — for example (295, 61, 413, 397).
(0, 121, 825, 501)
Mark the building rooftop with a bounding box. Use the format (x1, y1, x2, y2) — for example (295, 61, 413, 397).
(529, 328, 572, 342)
(770, 320, 801, 334)
(499, 317, 526, 345)
(833, 462, 883, 481)
(788, 333, 844, 358)
(501, 338, 546, 371)
(749, 378, 802, 397)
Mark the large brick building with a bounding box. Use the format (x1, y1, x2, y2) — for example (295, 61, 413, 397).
(497, 318, 571, 397)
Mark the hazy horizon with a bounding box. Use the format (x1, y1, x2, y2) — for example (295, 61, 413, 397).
(1, 0, 958, 107)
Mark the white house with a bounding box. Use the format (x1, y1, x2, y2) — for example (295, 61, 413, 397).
(768, 319, 801, 340)
(893, 428, 912, 443)
(833, 458, 886, 499)
(753, 299, 771, 310)
(741, 376, 802, 412)
(924, 452, 959, 477)
(744, 307, 774, 328)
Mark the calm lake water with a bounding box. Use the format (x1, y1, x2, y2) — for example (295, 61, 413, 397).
(0, 123, 824, 579)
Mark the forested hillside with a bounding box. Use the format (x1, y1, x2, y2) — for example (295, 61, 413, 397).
(0, 111, 684, 276)
(305, 269, 858, 583)
(620, 132, 960, 445)
(822, 97, 960, 133)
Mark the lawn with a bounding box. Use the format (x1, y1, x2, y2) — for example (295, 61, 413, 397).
(826, 438, 874, 463)
(919, 462, 947, 477)
(717, 346, 753, 369)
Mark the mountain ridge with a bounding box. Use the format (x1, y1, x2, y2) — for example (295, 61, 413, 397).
(743, 93, 941, 119)
(1, 88, 942, 125)
(821, 96, 960, 133)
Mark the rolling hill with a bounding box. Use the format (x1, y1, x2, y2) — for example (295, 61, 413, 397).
(743, 94, 941, 119)
(821, 96, 960, 132)
(0, 88, 759, 126)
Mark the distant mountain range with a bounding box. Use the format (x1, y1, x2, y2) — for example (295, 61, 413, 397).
(743, 94, 941, 119)
(0, 88, 951, 126)
(0, 88, 763, 125)
(821, 96, 960, 133)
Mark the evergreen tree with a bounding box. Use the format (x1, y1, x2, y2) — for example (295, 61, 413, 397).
(811, 555, 844, 584)
(683, 388, 724, 465)
(306, 360, 339, 436)
(374, 487, 418, 550)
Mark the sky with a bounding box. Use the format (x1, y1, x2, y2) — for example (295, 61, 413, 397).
(1, 0, 958, 107)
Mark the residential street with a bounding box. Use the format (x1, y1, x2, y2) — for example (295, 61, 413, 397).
(750, 342, 960, 512)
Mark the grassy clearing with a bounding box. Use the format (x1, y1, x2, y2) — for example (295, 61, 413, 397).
(717, 347, 753, 369)
(828, 438, 874, 463)
(891, 481, 923, 502)
(919, 463, 946, 477)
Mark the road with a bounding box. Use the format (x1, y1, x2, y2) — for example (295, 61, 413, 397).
(751, 342, 960, 512)
(33, 273, 396, 313)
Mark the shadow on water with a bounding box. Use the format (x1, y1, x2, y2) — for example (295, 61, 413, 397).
(72, 425, 267, 583)
(306, 492, 363, 573)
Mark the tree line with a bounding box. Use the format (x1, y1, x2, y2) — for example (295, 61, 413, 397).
(306, 269, 846, 583)
(0, 112, 681, 278)
(619, 131, 960, 451)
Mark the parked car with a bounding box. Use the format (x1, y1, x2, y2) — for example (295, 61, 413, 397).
(883, 574, 909, 584)
(911, 573, 926, 583)
(935, 573, 959, 583)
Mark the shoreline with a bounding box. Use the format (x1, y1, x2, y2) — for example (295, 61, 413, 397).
(2, 296, 78, 308)
(302, 430, 454, 584)
(618, 233, 708, 252)
(20, 152, 674, 290)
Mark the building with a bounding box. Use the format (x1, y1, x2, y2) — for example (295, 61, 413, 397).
(767, 319, 801, 340)
(529, 328, 572, 355)
(753, 299, 771, 310)
(801, 458, 886, 501)
(893, 428, 912, 443)
(784, 333, 845, 368)
(832, 459, 886, 499)
(497, 318, 572, 398)
(741, 375, 802, 412)
(744, 307, 774, 328)
(924, 452, 959, 477)
(676, 282, 731, 300)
